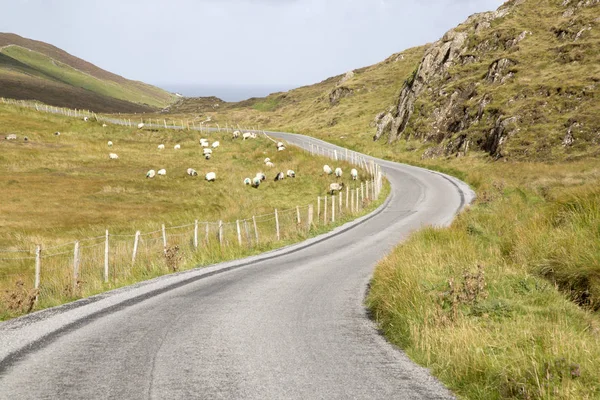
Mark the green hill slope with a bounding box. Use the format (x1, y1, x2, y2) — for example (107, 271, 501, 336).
(0, 33, 175, 112)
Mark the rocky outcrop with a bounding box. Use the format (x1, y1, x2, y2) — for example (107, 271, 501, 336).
(485, 58, 518, 83)
(338, 71, 355, 86)
(373, 5, 513, 144)
(329, 86, 353, 106)
(483, 116, 519, 158)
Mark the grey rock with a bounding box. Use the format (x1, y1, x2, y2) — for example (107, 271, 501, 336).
(485, 58, 518, 83)
(329, 86, 353, 106)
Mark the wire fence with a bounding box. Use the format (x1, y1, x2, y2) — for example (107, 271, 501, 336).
(0, 97, 385, 314)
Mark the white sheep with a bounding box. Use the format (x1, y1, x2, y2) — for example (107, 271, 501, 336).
(274, 172, 285, 181)
(5, 134, 17, 140)
(107, 141, 113, 147)
(244, 178, 251, 185)
(250, 132, 257, 139)
(233, 131, 240, 139)
(158, 144, 165, 150)
(335, 167, 343, 178)
(146, 169, 156, 178)
(277, 142, 284, 148)
(252, 177, 261, 188)
(266, 161, 275, 168)
(287, 170, 296, 178)
(187, 168, 198, 176)
(157, 169, 166, 176)
(174, 144, 181, 150)
(205, 172, 216, 182)
(264, 157, 271, 164)
(351, 168, 358, 180)
(277, 145, 286, 152)
(54, 131, 60, 136)
(256, 172, 266, 182)
(203, 148, 213, 155)
(109, 153, 119, 160)
(102, 124, 107, 128)
(201, 142, 209, 148)
(138, 123, 145, 129)
(205, 154, 212, 160)
(329, 182, 345, 195)
(242, 132, 252, 140)
(212, 141, 220, 148)
(323, 165, 333, 175)
(83, 117, 89, 122)
(199, 138, 208, 144)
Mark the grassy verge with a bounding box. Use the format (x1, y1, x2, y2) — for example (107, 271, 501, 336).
(0, 103, 388, 320)
(367, 157, 600, 399)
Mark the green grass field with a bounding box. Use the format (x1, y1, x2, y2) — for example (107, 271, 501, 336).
(0, 103, 385, 320)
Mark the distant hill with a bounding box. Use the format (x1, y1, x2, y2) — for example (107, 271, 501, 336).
(0, 33, 175, 113)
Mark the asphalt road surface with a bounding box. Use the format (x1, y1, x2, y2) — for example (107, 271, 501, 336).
(0, 132, 474, 399)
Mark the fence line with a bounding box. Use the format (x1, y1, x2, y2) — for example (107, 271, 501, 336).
(0, 96, 386, 309)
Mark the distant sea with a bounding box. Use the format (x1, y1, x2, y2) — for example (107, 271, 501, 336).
(156, 84, 297, 102)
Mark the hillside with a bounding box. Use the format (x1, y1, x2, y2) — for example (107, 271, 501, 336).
(165, 0, 599, 162)
(0, 33, 175, 113)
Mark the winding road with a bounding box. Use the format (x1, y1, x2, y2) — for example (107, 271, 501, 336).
(0, 131, 474, 399)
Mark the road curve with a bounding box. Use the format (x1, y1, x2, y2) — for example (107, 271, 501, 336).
(0, 132, 474, 400)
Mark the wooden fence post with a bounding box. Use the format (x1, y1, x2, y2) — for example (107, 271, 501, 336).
(296, 206, 301, 225)
(331, 195, 335, 223)
(236, 220, 242, 246)
(104, 230, 109, 283)
(132, 231, 140, 264)
(308, 205, 314, 228)
(162, 224, 167, 254)
(346, 186, 350, 210)
(351, 189, 354, 213)
(244, 220, 250, 246)
(361, 183, 364, 206)
(73, 241, 80, 291)
(34, 245, 41, 294)
(275, 209, 280, 241)
(317, 197, 321, 221)
(253, 216, 259, 244)
(194, 220, 199, 249)
(205, 222, 210, 245)
(339, 190, 343, 211)
(219, 220, 223, 246)
(324, 196, 328, 225)
(366, 181, 370, 201)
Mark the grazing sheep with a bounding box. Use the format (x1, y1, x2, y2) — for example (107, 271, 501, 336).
(203, 148, 213, 155)
(242, 132, 252, 140)
(287, 170, 296, 178)
(250, 132, 257, 139)
(277, 145, 286, 152)
(5, 134, 17, 140)
(233, 131, 240, 139)
(205, 172, 216, 182)
(323, 165, 333, 175)
(107, 141, 113, 147)
(83, 117, 89, 122)
(264, 157, 271, 164)
(256, 172, 266, 182)
(54, 131, 60, 136)
(138, 123, 145, 129)
(351, 168, 358, 180)
(244, 178, 251, 185)
(274, 172, 285, 182)
(157, 169, 167, 176)
(174, 144, 181, 150)
(205, 154, 212, 160)
(277, 142, 284, 148)
(329, 182, 345, 195)
(199, 138, 208, 144)
(23, 137, 29, 142)
(187, 168, 198, 176)
(201, 141, 209, 148)
(109, 153, 119, 160)
(252, 177, 261, 188)
(158, 144, 165, 150)
(335, 167, 343, 178)
(266, 161, 275, 168)
(212, 141, 220, 148)
(102, 124, 107, 128)
(146, 169, 156, 178)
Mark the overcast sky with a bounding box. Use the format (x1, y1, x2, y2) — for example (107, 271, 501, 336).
(4, 0, 504, 90)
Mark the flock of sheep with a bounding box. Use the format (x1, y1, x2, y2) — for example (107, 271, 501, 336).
(104, 127, 359, 193)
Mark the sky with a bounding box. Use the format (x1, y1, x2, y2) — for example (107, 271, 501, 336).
(3, 0, 505, 94)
